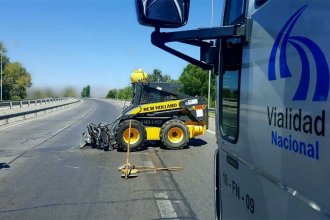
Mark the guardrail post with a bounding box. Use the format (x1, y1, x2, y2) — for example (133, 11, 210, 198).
(10, 102, 13, 109)
(20, 101, 23, 108)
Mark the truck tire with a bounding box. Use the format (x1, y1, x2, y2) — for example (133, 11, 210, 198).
(160, 119, 189, 149)
(115, 120, 146, 151)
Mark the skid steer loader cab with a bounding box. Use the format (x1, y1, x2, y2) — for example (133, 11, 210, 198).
(130, 69, 190, 105)
(135, 0, 330, 219)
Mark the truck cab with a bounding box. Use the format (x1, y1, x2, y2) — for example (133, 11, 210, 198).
(135, 0, 330, 219)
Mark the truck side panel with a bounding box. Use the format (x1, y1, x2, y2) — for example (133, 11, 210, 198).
(217, 0, 330, 218)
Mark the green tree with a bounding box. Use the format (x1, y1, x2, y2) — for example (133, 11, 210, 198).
(1, 42, 10, 100)
(3, 62, 32, 100)
(179, 64, 215, 107)
(85, 85, 90, 97)
(222, 88, 231, 98)
(162, 74, 174, 82)
(106, 88, 118, 99)
(148, 69, 174, 82)
(117, 86, 132, 100)
(81, 85, 90, 97)
(0, 42, 10, 70)
(29, 88, 55, 99)
(45, 88, 55, 98)
(63, 87, 77, 97)
(29, 89, 46, 99)
(81, 87, 86, 97)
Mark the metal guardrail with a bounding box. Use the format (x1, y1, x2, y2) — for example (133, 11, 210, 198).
(0, 98, 64, 110)
(0, 99, 80, 125)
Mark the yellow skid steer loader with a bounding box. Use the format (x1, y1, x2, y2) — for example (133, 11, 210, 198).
(81, 69, 208, 151)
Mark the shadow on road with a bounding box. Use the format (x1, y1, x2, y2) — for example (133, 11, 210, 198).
(79, 138, 208, 152)
(186, 138, 208, 148)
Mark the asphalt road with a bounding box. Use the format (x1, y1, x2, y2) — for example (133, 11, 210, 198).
(0, 99, 217, 220)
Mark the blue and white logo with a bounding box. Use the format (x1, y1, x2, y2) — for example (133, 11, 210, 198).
(268, 5, 329, 101)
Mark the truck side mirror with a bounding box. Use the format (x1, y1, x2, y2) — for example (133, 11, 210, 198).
(135, 0, 190, 28)
(135, 0, 251, 72)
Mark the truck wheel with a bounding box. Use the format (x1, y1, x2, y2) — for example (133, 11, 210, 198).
(115, 120, 146, 151)
(160, 119, 189, 149)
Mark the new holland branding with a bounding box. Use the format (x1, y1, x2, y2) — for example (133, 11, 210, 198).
(267, 6, 328, 160)
(142, 103, 178, 112)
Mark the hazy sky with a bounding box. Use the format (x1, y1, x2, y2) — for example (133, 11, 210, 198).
(1, 0, 223, 97)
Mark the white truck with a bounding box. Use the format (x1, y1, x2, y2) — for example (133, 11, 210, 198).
(135, 0, 330, 219)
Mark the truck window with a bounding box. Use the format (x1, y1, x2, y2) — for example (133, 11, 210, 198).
(221, 70, 239, 142)
(224, 0, 246, 25)
(219, 0, 246, 143)
(140, 86, 178, 104)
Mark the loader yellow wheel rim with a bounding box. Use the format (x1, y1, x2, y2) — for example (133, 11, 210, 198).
(167, 127, 184, 143)
(123, 128, 140, 145)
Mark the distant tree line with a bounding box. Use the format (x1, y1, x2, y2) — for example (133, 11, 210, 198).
(106, 86, 132, 100)
(29, 87, 77, 99)
(106, 66, 216, 107)
(146, 69, 174, 83)
(0, 42, 32, 100)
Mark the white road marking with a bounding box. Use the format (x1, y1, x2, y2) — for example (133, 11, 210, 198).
(143, 160, 156, 174)
(63, 165, 80, 169)
(52, 124, 71, 136)
(53, 156, 63, 161)
(154, 192, 178, 219)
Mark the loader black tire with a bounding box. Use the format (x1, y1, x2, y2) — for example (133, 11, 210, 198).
(115, 120, 146, 151)
(160, 119, 189, 150)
